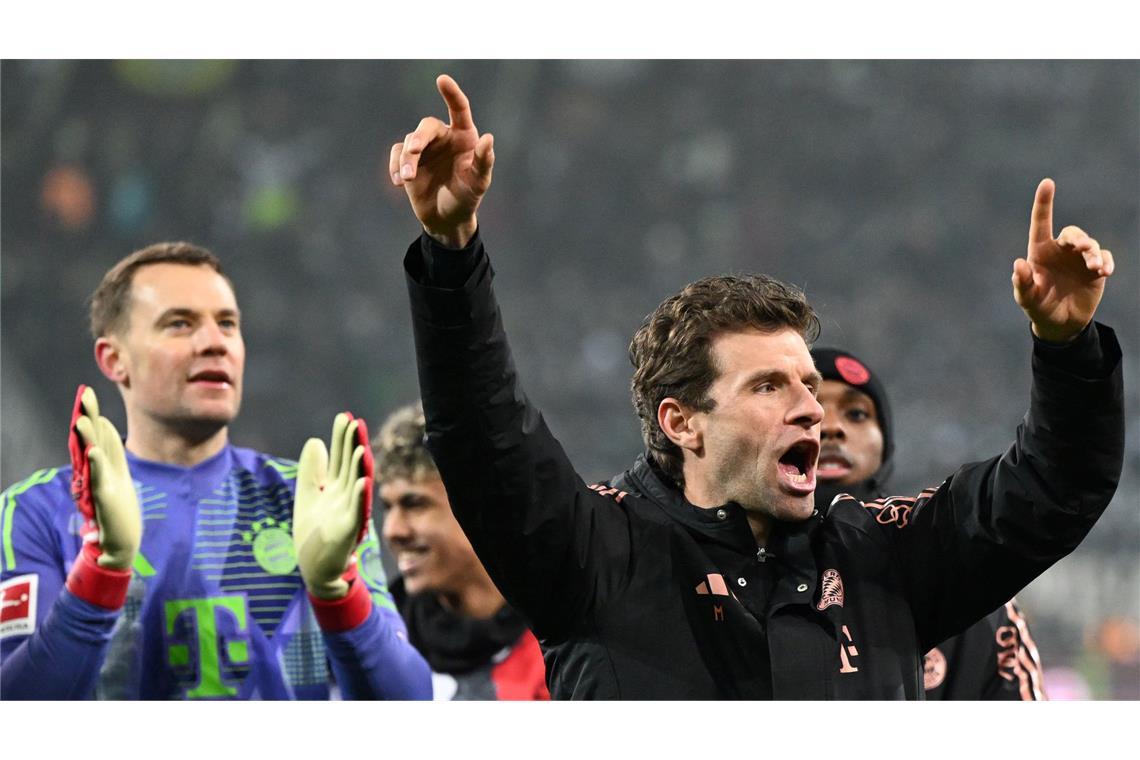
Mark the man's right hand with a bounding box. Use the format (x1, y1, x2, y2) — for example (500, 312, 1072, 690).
(71, 385, 141, 570)
(389, 74, 494, 249)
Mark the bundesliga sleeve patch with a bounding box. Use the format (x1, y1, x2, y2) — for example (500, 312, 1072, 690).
(0, 573, 38, 639)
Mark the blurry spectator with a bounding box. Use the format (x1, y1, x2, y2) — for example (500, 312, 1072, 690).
(1078, 617, 1140, 699)
(374, 402, 550, 700)
(41, 165, 95, 230)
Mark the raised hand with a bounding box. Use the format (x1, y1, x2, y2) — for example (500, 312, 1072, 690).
(293, 413, 372, 600)
(1013, 179, 1116, 343)
(71, 385, 142, 570)
(390, 74, 494, 249)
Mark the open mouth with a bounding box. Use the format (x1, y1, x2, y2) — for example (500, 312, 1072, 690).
(777, 439, 818, 494)
(396, 546, 430, 575)
(188, 369, 232, 387)
(817, 447, 854, 481)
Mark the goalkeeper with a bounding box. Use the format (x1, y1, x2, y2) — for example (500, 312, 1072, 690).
(0, 243, 431, 699)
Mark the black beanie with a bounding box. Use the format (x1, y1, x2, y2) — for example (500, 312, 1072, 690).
(810, 347, 894, 496)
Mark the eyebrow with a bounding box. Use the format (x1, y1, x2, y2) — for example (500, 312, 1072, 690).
(841, 387, 875, 404)
(741, 368, 824, 389)
(381, 492, 429, 510)
(154, 307, 241, 323)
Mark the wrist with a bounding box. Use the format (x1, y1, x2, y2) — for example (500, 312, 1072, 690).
(66, 542, 132, 610)
(423, 217, 477, 250)
(308, 567, 371, 632)
(306, 577, 349, 600)
(1030, 320, 1085, 345)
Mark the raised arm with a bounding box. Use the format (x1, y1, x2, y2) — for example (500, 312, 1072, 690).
(881, 180, 1124, 649)
(393, 77, 635, 641)
(293, 413, 431, 699)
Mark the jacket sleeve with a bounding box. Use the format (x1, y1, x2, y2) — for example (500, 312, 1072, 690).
(404, 231, 636, 642)
(984, 599, 1047, 700)
(0, 472, 119, 699)
(868, 322, 1124, 651)
(926, 600, 1046, 701)
(316, 522, 432, 699)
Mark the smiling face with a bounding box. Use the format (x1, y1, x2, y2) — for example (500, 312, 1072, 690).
(816, 379, 884, 486)
(683, 327, 823, 525)
(380, 475, 486, 597)
(102, 262, 244, 438)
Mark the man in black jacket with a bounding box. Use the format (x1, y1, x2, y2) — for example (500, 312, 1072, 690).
(387, 75, 1123, 699)
(810, 346, 1046, 700)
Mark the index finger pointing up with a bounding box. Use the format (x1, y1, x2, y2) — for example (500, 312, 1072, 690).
(437, 74, 475, 130)
(1029, 178, 1055, 245)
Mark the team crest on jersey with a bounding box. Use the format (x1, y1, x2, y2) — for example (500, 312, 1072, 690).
(0, 573, 38, 640)
(924, 647, 947, 690)
(816, 568, 845, 610)
(242, 517, 297, 575)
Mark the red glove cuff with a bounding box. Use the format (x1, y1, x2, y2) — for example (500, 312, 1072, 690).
(308, 564, 372, 632)
(66, 541, 132, 610)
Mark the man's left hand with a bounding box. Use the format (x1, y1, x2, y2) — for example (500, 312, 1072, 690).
(1013, 178, 1116, 343)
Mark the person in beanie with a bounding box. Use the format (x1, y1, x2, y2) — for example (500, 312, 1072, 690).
(812, 346, 1046, 700)
(374, 402, 549, 700)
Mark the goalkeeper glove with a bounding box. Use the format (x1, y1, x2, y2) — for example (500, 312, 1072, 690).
(293, 412, 374, 604)
(66, 385, 142, 608)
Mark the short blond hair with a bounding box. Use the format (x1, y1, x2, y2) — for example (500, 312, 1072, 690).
(372, 401, 439, 484)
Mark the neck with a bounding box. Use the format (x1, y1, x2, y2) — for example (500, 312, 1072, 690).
(683, 466, 772, 547)
(745, 513, 770, 546)
(435, 568, 507, 620)
(125, 414, 230, 467)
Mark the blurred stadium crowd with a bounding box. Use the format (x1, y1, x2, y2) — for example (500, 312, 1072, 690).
(2, 59, 1137, 697)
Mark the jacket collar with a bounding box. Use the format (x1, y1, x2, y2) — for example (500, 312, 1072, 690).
(613, 453, 823, 576)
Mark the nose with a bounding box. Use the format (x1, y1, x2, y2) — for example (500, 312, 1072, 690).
(790, 384, 824, 429)
(382, 506, 410, 545)
(821, 410, 846, 441)
(194, 319, 229, 356)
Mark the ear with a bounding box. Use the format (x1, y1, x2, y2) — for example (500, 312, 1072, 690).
(94, 336, 129, 386)
(658, 397, 703, 454)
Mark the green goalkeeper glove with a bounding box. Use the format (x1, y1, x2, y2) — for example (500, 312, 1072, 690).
(293, 413, 372, 600)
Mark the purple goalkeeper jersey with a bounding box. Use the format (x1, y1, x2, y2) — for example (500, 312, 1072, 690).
(0, 444, 430, 699)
